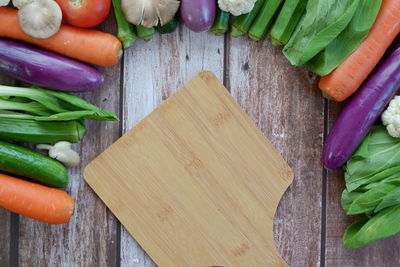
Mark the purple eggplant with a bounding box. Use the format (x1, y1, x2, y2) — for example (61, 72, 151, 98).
(0, 39, 103, 92)
(323, 47, 400, 170)
(180, 0, 216, 32)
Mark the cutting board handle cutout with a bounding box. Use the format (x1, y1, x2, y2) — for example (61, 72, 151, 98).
(85, 71, 293, 267)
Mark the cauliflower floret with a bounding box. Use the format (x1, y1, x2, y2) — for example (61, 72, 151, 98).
(218, 0, 257, 16)
(382, 96, 400, 138)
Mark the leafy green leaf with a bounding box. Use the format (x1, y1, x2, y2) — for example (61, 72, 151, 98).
(283, 0, 359, 66)
(344, 126, 400, 191)
(375, 187, 400, 213)
(343, 205, 400, 248)
(345, 184, 397, 215)
(307, 0, 382, 75)
(341, 189, 363, 213)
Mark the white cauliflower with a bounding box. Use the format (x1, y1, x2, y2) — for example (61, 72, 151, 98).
(382, 96, 400, 138)
(218, 0, 257, 16)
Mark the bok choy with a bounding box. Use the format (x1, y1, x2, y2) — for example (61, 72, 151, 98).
(342, 126, 400, 248)
(283, 0, 359, 66)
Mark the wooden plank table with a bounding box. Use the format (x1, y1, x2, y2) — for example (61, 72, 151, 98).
(1, 14, 400, 267)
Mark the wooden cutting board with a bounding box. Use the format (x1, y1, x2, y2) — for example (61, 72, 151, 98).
(84, 71, 293, 267)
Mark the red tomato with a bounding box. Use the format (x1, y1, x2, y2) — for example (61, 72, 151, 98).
(55, 0, 111, 28)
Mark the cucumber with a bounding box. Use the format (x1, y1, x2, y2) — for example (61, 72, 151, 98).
(0, 141, 68, 187)
(155, 17, 178, 34)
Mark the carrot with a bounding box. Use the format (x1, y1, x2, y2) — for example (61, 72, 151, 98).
(0, 173, 74, 224)
(319, 0, 400, 102)
(0, 7, 122, 67)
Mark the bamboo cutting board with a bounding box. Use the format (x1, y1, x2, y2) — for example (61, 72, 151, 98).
(84, 71, 293, 267)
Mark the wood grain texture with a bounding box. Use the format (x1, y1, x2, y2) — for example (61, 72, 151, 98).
(0, 208, 10, 267)
(119, 27, 224, 267)
(85, 72, 293, 267)
(16, 15, 121, 267)
(325, 100, 400, 267)
(0, 74, 13, 267)
(226, 37, 324, 267)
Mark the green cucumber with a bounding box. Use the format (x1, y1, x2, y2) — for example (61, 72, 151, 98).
(155, 17, 178, 34)
(0, 141, 68, 187)
(0, 118, 85, 143)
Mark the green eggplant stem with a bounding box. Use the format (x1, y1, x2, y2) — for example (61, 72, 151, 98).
(112, 0, 136, 49)
(210, 9, 230, 36)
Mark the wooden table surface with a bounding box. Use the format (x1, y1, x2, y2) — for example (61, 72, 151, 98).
(1, 14, 400, 267)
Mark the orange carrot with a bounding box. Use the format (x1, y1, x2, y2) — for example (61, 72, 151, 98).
(319, 0, 400, 102)
(0, 7, 122, 67)
(0, 173, 74, 224)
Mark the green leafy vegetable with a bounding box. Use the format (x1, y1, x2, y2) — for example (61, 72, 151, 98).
(307, 0, 382, 75)
(343, 205, 400, 248)
(0, 85, 118, 121)
(341, 189, 363, 213)
(342, 126, 400, 248)
(283, 0, 359, 66)
(344, 126, 400, 192)
(375, 187, 400, 213)
(342, 183, 397, 215)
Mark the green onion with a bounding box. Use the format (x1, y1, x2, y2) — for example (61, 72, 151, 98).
(210, 9, 230, 36)
(248, 0, 284, 41)
(0, 85, 119, 121)
(0, 118, 85, 143)
(136, 25, 155, 42)
(112, 0, 137, 49)
(230, 0, 265, 37)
